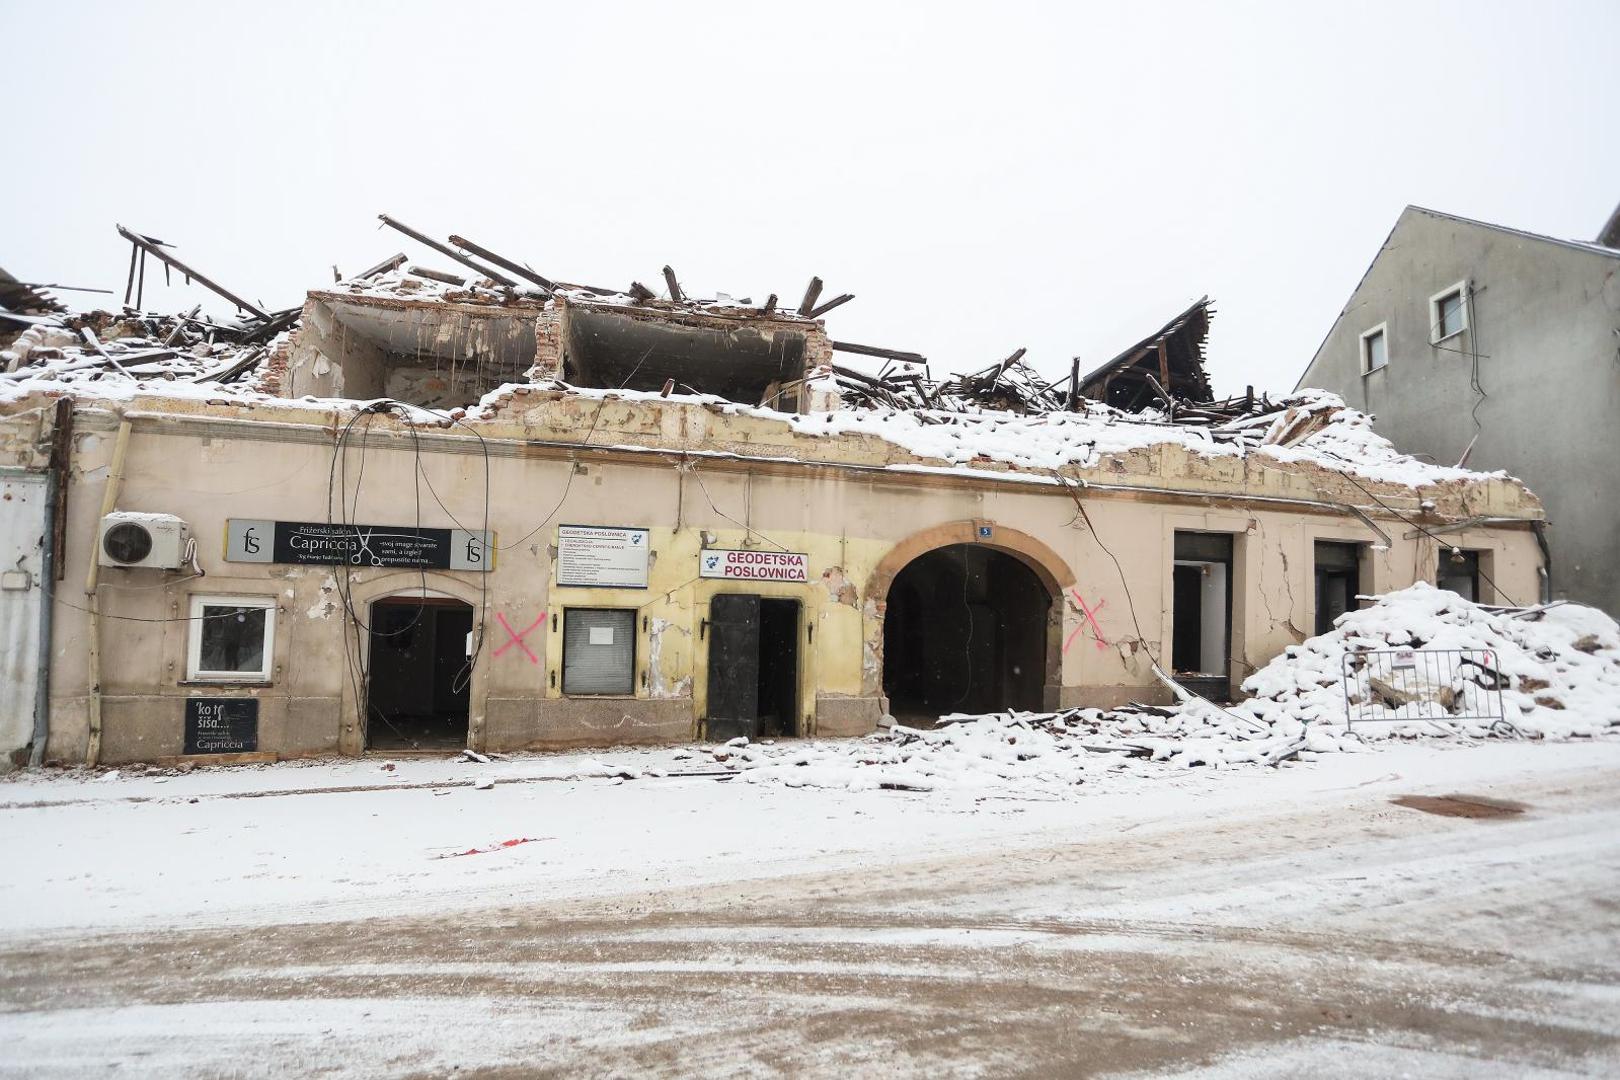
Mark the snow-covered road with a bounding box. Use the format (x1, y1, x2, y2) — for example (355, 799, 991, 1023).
(2, 742, 1618, 1076)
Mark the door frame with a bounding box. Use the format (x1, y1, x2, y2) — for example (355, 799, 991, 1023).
(363, 593, 476, 751)
(338, 575, 486, 756)
(698, 585, 813, 740)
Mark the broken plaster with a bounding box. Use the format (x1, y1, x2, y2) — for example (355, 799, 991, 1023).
(646, 617, 692, 699)
(305, 574, 339, 620)
(819, 566, 858, 606)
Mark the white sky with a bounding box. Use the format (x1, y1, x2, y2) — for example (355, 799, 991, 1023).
(5, 0, 1617, 395)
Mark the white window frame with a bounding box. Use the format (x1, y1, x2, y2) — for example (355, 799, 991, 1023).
(1429, 281, 1469, 344)
(1359, 322, 1389, 376)
(187, 594, 277, 682)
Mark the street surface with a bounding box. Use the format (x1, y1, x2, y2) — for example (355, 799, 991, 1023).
(1, 742, 1617, 1077)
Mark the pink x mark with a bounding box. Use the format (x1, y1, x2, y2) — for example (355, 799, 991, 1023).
(1064, 588, 1109, 653)
(494, 611, 545, 664)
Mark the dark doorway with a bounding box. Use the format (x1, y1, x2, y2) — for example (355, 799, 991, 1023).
(882, 545, 1050, 722)
(706, 594, 800, 742)
(366, 596, 474, 751)
(1314, 541, 1362, 636)
(1437, 550, 1481, 602)
(757, 599, 799, 739)
(1171, 531, 1234, 701)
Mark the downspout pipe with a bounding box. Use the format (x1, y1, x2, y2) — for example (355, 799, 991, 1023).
(1531, 520, 1552, 605)
(29, 460, 58, 768)
(84, 417, 132, 768)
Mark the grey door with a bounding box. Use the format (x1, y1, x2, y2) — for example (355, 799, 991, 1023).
(707, 593, 760, 741)
(0, 472, 46, 760)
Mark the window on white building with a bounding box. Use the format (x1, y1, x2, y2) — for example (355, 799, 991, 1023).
(187, 595, 277, 681)
(1359, 324, 1388, 375)
(1430, 282, 1468, 343)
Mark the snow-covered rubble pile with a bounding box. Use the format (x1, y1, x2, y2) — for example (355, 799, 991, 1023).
(333, 266, 551, 306)
(732, 584, 1620, 793)
(1240, 582, 1620, 737)
(0, 310, 285, 404)
(782, 390, 1497, 488)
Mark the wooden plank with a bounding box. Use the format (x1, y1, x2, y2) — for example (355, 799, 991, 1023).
(238, 307, 301, 346)
(448, 234, 557, 294)
(191, 346, 266, 384)
(122, 242, 137, 306)
(115, 225, 270, 318)
(407, 265, 467, 287)
(78, 328, 133, 378)
(49, 397, 72, 581)
(1157, 340, 1171, 392)
(376, 215, 519, 287)
(357, 253, 408, 280)
(797, 277, 823, 315)
(662, 265, 683, 303)
(759, 293, 778, 316)
(807, 293, 854, 318)
(163, 305, 201, 347)
(829, 363, 895, 389)
(1143, 371, 1175, 416)
(830, 340, 926, 364)
(628, 281, 656, 302)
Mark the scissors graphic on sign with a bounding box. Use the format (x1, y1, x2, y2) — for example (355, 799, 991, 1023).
(350, 527, 384, 566)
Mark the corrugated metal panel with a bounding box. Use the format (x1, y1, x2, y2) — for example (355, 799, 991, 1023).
(0, 472, 46, 756)
(562, 609, 635, 695)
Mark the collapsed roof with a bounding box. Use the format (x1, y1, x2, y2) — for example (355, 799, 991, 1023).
(1077, 296, 1214, 410)
(0, 216, 1539, 501)
(0, 267, 68, 323)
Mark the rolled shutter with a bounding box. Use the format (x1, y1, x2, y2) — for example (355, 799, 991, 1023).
(562, 609, 635, 695)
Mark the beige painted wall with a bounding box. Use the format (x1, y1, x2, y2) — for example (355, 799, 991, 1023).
(5, 393, 1545, 764)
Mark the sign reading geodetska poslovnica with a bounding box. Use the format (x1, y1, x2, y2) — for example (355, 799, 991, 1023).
(699, 548, 809, 582)
(225, 519, 492, 572)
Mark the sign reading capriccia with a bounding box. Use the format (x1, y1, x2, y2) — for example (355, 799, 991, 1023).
(184, 698, 258, 755)
(225, 519, 493, 572)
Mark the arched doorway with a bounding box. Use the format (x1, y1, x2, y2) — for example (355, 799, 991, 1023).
(883, 544, 1052, 721)
(366, 594, 475, 750)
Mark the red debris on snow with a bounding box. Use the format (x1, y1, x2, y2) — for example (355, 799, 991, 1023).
(433, 837, 552, 860)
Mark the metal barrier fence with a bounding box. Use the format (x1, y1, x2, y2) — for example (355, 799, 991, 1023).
(1341, 648, 1507, 730)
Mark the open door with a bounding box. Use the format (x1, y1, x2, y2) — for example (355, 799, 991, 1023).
(366, 596, 473, 751)
(1171, 531, 1234, 702)
(706, 594, 801, 742)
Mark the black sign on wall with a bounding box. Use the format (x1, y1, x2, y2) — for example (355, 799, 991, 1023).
(225, 519, 492, 572)
(184, 698, 259, 755)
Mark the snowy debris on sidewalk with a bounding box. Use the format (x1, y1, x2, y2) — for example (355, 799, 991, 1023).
(733, 584, 1620, 793)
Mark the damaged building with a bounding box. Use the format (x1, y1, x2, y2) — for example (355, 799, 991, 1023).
(0, 221, 1549, 766)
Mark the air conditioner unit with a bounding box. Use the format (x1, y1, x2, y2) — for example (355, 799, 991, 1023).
(98, 512, 191, 570)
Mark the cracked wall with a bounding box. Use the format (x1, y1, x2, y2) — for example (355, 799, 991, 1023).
(0, 390, 1547, 761)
